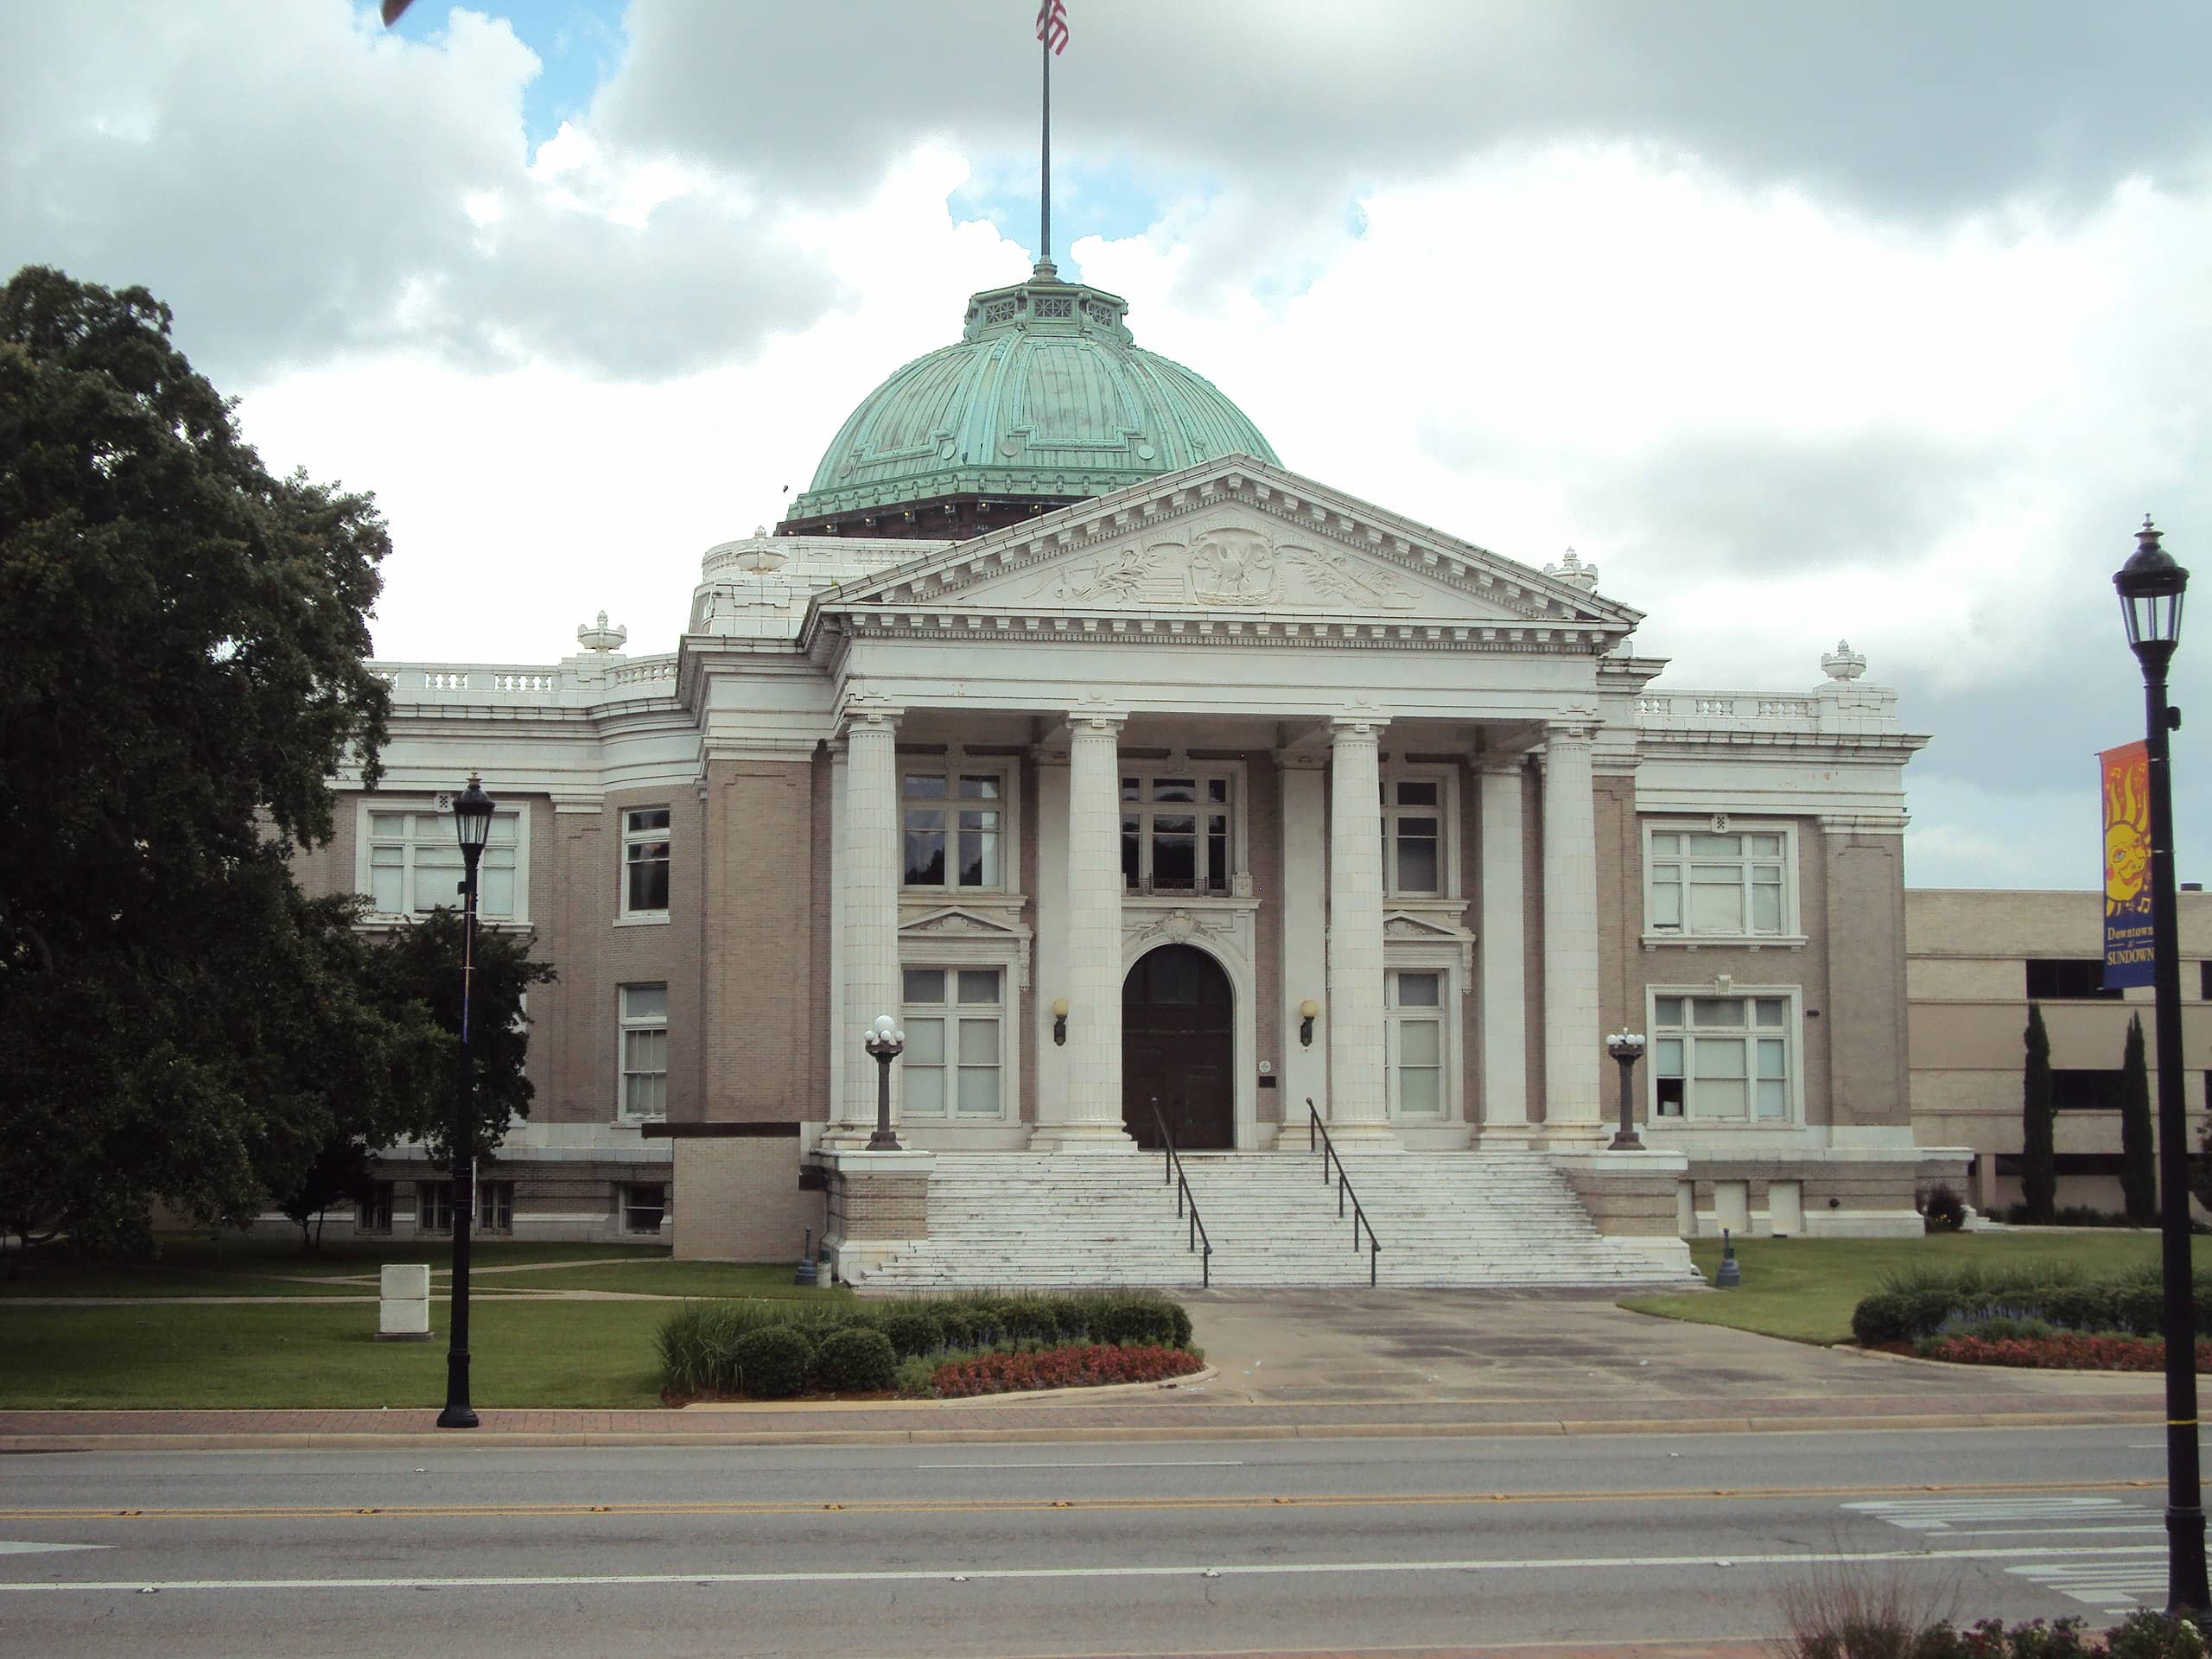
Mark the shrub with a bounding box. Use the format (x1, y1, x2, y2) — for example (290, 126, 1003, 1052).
(731, 1326, 814, 1399)
(938, 1306, 981, 1349)
(930, 1343, 1204, 1399)
(1045, 1295, 1088, 1342)
(811, 1327, 898, 1393)
(998, 1299, 1060, 1342)
(1919, 1183, 1967, 1233)
(876, 1306, 946, 1359)
(1089, 1294, 1181, 1348)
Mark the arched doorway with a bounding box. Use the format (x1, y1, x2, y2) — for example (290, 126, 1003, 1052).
(1122, 944, 1235, 1150)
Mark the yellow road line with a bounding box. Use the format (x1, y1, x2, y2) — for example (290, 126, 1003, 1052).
(0, 1477, 2166, 1523)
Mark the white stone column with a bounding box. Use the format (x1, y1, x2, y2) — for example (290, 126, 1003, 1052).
(1478, 760, 1529, 1139)
(1325, 716, 1395, 1141)
(1541, 720, 1603, 1128)
(1037, 711, 1133, 1150)
(829, 695, 902, 1146)
(1277, 754, 1330, 1142)
(1029, 742, 1071, 1137)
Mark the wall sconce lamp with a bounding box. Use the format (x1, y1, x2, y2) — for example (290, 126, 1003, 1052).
(1299, 999, 1320, 1047)
(1052, 997, 1070, 1046)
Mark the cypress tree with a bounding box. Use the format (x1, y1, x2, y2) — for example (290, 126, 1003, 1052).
(2019, 1002, 2057, 1223)
(2120, 1012, 2157, 1224)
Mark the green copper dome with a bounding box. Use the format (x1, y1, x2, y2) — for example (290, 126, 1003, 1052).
(789, 265, 1278, 525)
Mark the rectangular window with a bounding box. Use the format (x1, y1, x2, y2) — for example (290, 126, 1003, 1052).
(1388, 969, 1446, 1116)
(622, 808, 671, 916)
(621, 1184, 665, 1235)
(365, 807, 523, 920)
(356, 1181, 393, 1235)
(1380, 778, 1445, 897)
(901, 772, 1004, 889)
(2201, 962, 2211, 1001)
(899, 967, 1005, 1118)
(2025, 958, 2122, 1000)
(1651, 994, 1794, 1122)
(1646, 828, 1789, 938)
(417, 1181, 454, 1234)
(2051, 1069, 2124, 1109)
(1122, 774, 1233, 894)
(477, 1180, 513, 1233)
(619, 984, 668, 1119)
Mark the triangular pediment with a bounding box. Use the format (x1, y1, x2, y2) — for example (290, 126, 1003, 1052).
(805, 457, 1642, 649)
(897, 905, 1030, 940)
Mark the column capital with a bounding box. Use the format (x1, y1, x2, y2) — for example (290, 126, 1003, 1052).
(1542, 715, 1599, 749)
(836, 685, 903, 736)
(1328, 712, 1386, 743)
(1067, 709, 1127, 736)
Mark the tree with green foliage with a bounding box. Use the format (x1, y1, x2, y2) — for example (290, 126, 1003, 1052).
(367, 907, 556, 1170)
(2119, 1012, 2157, 1224)
(2018, 1001, 2057, 1223)
(0, 264, 406, 1253)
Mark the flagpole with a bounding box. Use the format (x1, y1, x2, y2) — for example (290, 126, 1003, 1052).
(1039, 28, 1052, 270)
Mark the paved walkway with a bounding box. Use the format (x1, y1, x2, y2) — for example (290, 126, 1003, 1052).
(0, 1289, 2171, 1450)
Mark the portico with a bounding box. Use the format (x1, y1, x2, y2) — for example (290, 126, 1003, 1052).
(801, 458, 1639, 1156)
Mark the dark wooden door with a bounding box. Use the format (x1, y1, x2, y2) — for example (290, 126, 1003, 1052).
(1122, 944, 1235, 1150)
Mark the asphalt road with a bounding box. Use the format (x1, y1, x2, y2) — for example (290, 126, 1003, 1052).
(0, 1426, 2185, 1657)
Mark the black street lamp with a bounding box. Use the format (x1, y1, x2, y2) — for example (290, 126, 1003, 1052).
(1605, 1032, 1647, 1150)
(437, 773, 495, 1431)
(863, 1014, 905, 1151)
(2114, 518, 2205, 1615)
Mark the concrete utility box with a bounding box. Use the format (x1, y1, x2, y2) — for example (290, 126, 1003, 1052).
(378, 1262, 432, 1341)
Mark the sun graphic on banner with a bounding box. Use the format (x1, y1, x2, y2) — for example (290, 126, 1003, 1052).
(2104, 752, 2151, 913)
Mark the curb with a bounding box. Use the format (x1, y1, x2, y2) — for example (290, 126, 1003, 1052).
(677, 1365, 1222, 1412)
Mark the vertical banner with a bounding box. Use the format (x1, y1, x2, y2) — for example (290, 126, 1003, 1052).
(2101, 741, 2155, 988)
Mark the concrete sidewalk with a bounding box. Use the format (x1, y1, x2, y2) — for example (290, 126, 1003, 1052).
(0, 1290, 2171, 1450)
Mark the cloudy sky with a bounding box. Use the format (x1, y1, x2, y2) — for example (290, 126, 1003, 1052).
(5, 0, 2209, 890)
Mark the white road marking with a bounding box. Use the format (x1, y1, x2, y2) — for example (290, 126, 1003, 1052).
(0, 1543, 108, 1556)
(912, 1460, 1246, 1470)
(2007, 1560, 2169, 1610)
(0, 1543, 2164, 1596)
(1847, 1497, 2138, 1533)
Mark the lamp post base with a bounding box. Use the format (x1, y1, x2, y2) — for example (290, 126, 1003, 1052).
(1607, 1129, 1645, 1151)
(866, 1128, 903, 1151)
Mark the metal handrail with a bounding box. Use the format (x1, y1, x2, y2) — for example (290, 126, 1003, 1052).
(1306, 1098, 1380, 1287)
(1150, 1097, 1213, 1288)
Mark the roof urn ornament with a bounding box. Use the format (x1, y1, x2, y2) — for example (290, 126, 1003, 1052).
(1544, 548, 1599, 594)
(1821, 639, 1867, 682)
(577, 611, 628, 654)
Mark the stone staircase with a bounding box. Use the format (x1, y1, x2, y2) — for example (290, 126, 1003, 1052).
(852, 1148, 1699, 1292)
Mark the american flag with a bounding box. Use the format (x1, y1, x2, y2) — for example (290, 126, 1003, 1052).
(1036, 0, 1069, 55)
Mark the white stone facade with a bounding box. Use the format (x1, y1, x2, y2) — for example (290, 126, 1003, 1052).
(302, 458, 1957, 1255)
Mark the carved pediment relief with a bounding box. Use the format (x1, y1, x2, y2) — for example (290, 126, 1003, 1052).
(814, 459, 1643, 642)
(898, 905, 1029, 939)
(1015, 521, 1429, 615)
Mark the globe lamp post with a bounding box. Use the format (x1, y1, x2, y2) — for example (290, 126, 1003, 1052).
(436, 774, 494, 1431)
(2114, 517, 2205, 1615)
(1605, 1032, 1647, 1151)
(863, 1015, 905, 1152)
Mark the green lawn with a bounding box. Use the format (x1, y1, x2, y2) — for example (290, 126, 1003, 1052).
(0, 1238, 674, 1299)
(487, 1262, 851, 1299)
(1618, 1232, 2211, 1345)
(0, 1299, 680, 1409)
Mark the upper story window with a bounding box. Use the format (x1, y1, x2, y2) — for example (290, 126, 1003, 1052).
(363, 805, 523, 921)
(1651, 993, 1794, 1122)
(1380, 777, 1445, 897)
(622, 808, 671, 918)
(2024, 958, 2122, 1001)
(1122, 774, 1232, 895)
(903, 771, 1004, 890)
(1646, 825, 1790, 939)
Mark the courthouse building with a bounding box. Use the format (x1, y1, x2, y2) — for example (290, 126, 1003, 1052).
(297, 261, 1963, 1286)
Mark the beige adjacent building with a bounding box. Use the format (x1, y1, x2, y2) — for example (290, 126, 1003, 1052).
(284, 262, 1969, 1285)
(1907, 887, 2212, 1216)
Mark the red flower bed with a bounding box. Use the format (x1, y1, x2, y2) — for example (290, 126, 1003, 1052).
(930, 1344, 1204, 1398)
(1923, 1332, 2212, 1372)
